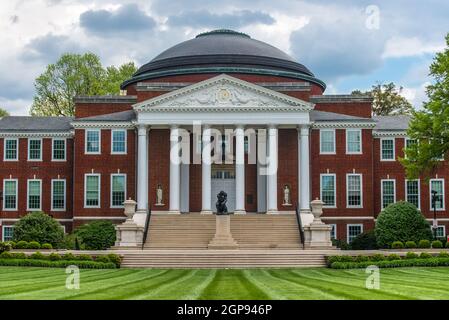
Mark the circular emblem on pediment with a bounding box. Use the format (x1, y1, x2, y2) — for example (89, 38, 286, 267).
(217, 88, 231, 103)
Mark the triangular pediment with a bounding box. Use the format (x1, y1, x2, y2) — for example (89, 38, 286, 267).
(133, 74, 313, 112)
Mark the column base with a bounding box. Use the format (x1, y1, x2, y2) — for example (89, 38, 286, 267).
(233, 210, 246, 215)
(200, 210, 214, 215)
(266, 209, 279, 215)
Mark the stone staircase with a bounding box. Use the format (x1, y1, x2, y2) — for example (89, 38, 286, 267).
(143, 213, 302, 250)
(120, 250, 327, 268)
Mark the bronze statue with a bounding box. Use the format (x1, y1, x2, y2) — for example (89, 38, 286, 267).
(216, 191, 228, 215)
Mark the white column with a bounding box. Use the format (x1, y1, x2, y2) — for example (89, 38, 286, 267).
(235, 125, 246, 214)
(300, 126, 311, 212)
(169, 125, 181, 214)
(135, 124, 148, 226)
(267, 125, 278, 214)
(201, 125, 213, 214)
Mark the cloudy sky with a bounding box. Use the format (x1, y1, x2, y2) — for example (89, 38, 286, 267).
(1, 0, 448, 115)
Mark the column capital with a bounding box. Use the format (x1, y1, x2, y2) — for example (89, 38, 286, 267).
(170, 124, 179, 130)
(267, 123, 277, 129)
(300, 126, 310, 136)
(137, 124, 149, 136)
(235, 124, 245, 130)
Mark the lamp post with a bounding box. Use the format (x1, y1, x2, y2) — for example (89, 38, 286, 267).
(431, 190, 438, 240)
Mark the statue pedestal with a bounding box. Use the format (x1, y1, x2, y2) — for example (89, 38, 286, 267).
(208, 215, 239, 249)
(115, 219, 144, 248)
(303, 199, 333, 249)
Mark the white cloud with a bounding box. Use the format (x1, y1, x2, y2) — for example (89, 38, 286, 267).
(383, 36, 445, 58)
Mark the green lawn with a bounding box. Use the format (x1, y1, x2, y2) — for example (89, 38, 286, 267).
(1, 267, 449, 300)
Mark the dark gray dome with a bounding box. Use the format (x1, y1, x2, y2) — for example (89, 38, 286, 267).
(122, 29, 325, 89)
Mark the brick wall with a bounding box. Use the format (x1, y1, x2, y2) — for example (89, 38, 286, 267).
(148, 129, 170, 211)
(278, 129, 298, 210)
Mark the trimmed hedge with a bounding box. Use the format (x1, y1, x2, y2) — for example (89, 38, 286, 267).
(432, 240, 443, 248)
(391, 241, 404, 249)
(0, 259, 116, 269)
(405, 241, 417, 249)
(331, 257, 449, 269)
(418, 240, 431, 248)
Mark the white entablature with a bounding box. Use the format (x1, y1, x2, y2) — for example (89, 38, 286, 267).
(133, 74, 314, 126)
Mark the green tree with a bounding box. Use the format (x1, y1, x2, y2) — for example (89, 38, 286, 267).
(352, 82, 414, 116)
(0, 108, 9, 117)
(13, 212, 65, 247)
(401, 34, 449, 179)
(30, 53, 137, 117)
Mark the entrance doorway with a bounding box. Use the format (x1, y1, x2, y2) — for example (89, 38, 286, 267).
(211, 166, 236, 213)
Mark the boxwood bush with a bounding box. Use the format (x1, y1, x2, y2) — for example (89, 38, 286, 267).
(432, 240, 443, 248)
(13, 212, 64, 247)
(418, 239, 431, 248)
(391, 241, 404, 249)
(349, 230, 378, 250)
(375, 202, 432, 248)
(405, 241, 417, 248)
(74, 220, 116, 250)
(27, 241, 41, 249)
(41, 243, 53, 250)
(15, 241, 29, 249)
(0, 242, 12, 253)
(0, 259, 116, 269)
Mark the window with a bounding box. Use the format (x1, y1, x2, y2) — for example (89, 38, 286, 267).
(85, 174, 100, 208)
(3, 179, 18, 210)
(2, 226, 14, 242)
(404, 138, 417, 159)
(111, 130, 127, 154)
(320, 129, 335, 154)
(51, 179, 66, 211)
(405, 180, 420, 209)
(346, 129, 362, 154)
(330, 224, 337, 240)
(4, 138, 18, 161)
(52, 139, 66, 161)
(28, 139, 42, 161)
(436, 226, 446, 239)
(320, 174, 336, 207)
(85, 130, 100, 154)
(111, 174, 126, 208)
(347, 224, 363, 244)
(347, 174, 362, 208)
(381, 138, 395, 161)
(430, 179, 445, 210)
(27, 179, 42, 210)
(244, 136, 249, 154)
(381, 179, 396, 209)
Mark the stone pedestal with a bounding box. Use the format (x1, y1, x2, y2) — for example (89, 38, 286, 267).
(115, 220, 144, 247)
(303, 199, 333, 249)
(208, 215, 239, 249)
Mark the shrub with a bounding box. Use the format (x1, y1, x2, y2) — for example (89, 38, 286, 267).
(405, 241, 417, 249)
(15, 240, 29, 249)
(446, 241, 449, 248)
(391, 241, 404, 249)
(30, 252, 46, 260)
(349, 230, 378, 250)
(0, 252, 13, 259)
(375, 201, 433, 248)
(370, 254, 386, 262)
(330, 257, 449, 269)
(13, 212, 64, 247)
(0, 242, 12, 253)
(326, 255, 354, 265)
(107, 254, 122, 268)
(95, 255, 111, 263)
(48, 253, 61, 261)
(62, 253, 76, 261)
(74, 220, 116, 250)
(0, 259, 116, 269)
(331, 239, 351, 250)
(405, 252, 418, 259)
(77, 254, 93, 261)
(11, 252, 26, 259)
(438, 252, 449, 258)
(418, 239, 431, 248)
(419, 252, 433, 259)
(354, 255, 370, 262)
(41, 243, 53, 250)
(6, 241, 16, 249)
(432, 240, 443, 248)
(387, 254, 401, 261)
(27, 241, 41, 249)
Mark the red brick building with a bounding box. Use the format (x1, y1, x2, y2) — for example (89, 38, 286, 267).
(0, 30, 447, 244)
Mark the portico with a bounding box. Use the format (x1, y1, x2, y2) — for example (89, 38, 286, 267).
(132, 75, 313, 222)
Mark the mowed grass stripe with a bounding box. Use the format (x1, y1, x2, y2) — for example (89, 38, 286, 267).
(178, 269, 218, 300)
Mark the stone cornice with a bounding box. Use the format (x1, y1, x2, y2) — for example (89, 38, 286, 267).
(373, 130, 408, 137)
(71, 121, 135, 129)
(74, 95, 137, 104)
(0, 131, 74, 138)
(312, 122, 376, 129)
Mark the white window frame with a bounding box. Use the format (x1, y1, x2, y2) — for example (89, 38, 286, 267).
(347, 224, 363, 244)
(346, 129, 362, 155)
(319, 129, 336, 154)
(110, 173, 127, 208)
(436, 225, 446, 239)
(2, 225, 14, 242)
(3, 179, 18, 211)
(51, 179, 66, 211)
(111, 129, 127, 155)
(405, 179, 421, 210)
(329, 224, 337, 240)
(27, 138, 42, 161)
(430, 179, 445, 211)
(27, 179, 42, 211)
(51, 138, 67, 161)
(84, 174, 101, 208)
(346, 173, 363, 208)
(381, 179, 396, 209)
(380, 138, 396, 161)
(3, 138, 18, 161)
(320, 173, 337, 208)
(85, 129, 101, 155)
